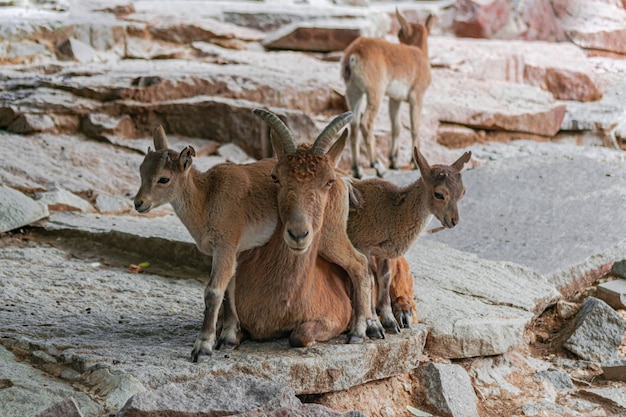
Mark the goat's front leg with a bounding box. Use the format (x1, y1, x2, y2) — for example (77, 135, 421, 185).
(215, 277, 241, 350)
(320, 236, 384, 343)
(388, 98, 402, 170)
(374, 258, 400, 334)
(191, 248, 237, 362)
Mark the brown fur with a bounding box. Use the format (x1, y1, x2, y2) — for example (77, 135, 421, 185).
(342, 10, 435, 178)
(349, 148, 471, 331)
(235, 110, 383, 346)
(134, 127, 280, 361)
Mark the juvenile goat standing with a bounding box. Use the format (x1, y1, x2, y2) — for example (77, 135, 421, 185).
(349, 148, 471, 331)
(342, 9, 435, 178)
(133, 126, 279, 362)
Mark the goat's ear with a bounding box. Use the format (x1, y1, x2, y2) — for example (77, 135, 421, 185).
(451, 151, 471, 172)
(178, 146, 196, 172)
(413, 147, 431, 177)
(327, 129, 348, 167)
(424, 13, 436, 32)
(153, 125, 169, 150)
(396, 8, 412, 36)
(269, 129, 284, 158)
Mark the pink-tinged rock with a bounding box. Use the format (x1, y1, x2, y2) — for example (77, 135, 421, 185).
(34, 397, 84, 417)
(261, 19, 367, 52)
(513, 0, 567, 41)
(596, 278, 626, 310)
(428, 70, 567, 137)
(134, 14, 265, 44)
(554, 0, 626, 55)
(430, 37, 602, 102)
(453, 0, 512, 38)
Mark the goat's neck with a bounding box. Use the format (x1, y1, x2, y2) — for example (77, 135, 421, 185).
(402, 177, 433, 235)
(171, 168, 210, 243)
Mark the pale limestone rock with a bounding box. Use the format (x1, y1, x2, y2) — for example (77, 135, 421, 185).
(0, 185, 49, 233)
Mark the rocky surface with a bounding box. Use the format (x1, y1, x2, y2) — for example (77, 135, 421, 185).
(1, 0, 626, 417)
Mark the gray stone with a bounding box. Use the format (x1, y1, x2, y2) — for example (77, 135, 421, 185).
(555, 300, 580, 320)
(563, 297, 626, 362)
(117, 374, 300, 417)
(0, 131, 143, 198)
(406, 239, 558, 359)
(233, 404, 367, 417)
(580, 387, 626, 410)
(427, 71, 566, 137)
(417, 363, 479, 417)
(34, 397, 84, 417)
(262, 19, 368, 52)
(218, 143, 255, 164)
(0, 241, 428, 417)
(519, 401, 573, 417)
(533, 369, 575, 391)
(555, 0, 626, 55)
(0, 346, 102, 417)
(424, 150, 626, 296)
(0, 185, 49, 233)
(57, 37, 97, 62)
(430, 37, 601, 102)
(94, 193, 133, 214)
(596, 278, 626, 310)
(8, 113, 55, 133)
(612, 260, 626, 279)
(601, 358, 626, 382)
(35, 187, 95, 213)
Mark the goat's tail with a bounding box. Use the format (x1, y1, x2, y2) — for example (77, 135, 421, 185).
(341, 54, 354, 83)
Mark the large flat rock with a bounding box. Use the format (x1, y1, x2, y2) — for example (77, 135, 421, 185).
(424, 141, 626, 296)
(0, 240, 427, 416)
(41, 208, 559, 360)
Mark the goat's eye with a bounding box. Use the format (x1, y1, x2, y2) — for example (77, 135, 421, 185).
(271, 174, 279, 184)
(434, 192, 445, 200)
(326, 178, 336, 188)
(158, 177, 170, 184)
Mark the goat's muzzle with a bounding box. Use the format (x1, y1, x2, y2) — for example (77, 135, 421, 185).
(283, 227, 312, 254)
(134, 199, 152, 214)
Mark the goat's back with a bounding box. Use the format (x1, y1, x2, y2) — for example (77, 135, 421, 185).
(342, 37, 430, 86)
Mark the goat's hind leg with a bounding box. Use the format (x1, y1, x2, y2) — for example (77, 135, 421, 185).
(289, 319, 343, 348)
(345, 84, 365, 179)
(374, 258, 401, 333)
(214, 277, 241, 350)
(361, 89, 386, 178)
(388, 98, 402, 170)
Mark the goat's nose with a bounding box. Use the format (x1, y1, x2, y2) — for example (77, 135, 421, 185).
(451, 217, 458, 227)
(288, 229, 309, 242)
(134, 200, 143, 210)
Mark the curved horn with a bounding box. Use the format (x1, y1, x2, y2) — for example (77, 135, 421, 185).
(252, 108, 297, 155)
(311, 111, 353, 155)
(153, 125, 169, 150)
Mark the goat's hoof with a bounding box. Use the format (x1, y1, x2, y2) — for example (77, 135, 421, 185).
(366, 319, 385, 339)
(215, 339, 238, 351)
(352, 166, 363, 179)
(395, 311, 413, 329)
(372, 161, 386, 178)
(190, 340, 214, 362)
(381, 316, 401, 334)
(347, 333, 365, 344)
(389, 156, 399, 170)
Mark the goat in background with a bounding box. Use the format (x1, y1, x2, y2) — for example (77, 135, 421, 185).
(342, 9, 435, 178)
